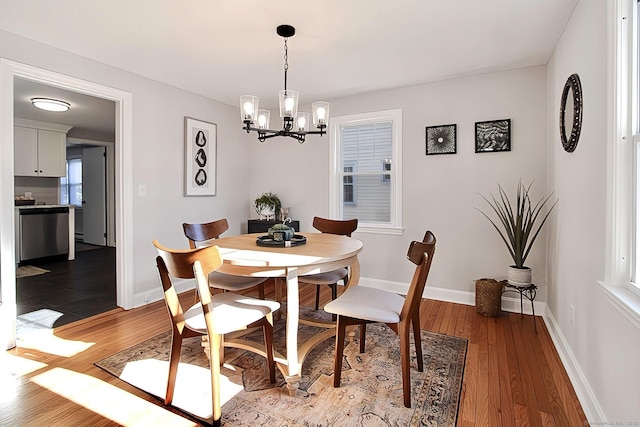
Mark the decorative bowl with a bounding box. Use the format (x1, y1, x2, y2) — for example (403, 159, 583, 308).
(268, 224, 295, 241)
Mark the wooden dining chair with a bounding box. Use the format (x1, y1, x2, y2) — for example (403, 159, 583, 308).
(298, 217, 358, 310)
(324, 230, 436, 408)
(183, 219, 267, 299)
(153, 240, 279, 426)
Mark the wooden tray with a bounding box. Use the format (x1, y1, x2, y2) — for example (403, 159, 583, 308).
(256, 234, 307, 247)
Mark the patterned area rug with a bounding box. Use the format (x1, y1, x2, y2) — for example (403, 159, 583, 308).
(96, 307, 467, 426)
(16, 265, 50, 278)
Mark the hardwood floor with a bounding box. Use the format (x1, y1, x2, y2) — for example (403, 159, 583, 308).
(2, 282, 587, 426)
(16, 246, 117, 327)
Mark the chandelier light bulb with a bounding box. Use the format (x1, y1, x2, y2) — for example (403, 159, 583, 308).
(284, 97, 295, 113)
(297, 116, 306, 130)
(316, 107, 326, 124)
(258, 114, 267, 128)
(243, 102, 254, 117)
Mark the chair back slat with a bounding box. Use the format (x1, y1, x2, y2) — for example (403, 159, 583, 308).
(183, 219, 229, 248)
(155, 255, 187, 328)
(401, 231, 436, 321)
(153, 240, 223, 279)
(312, 216, 358, 237)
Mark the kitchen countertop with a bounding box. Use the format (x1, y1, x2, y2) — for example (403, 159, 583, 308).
(15, 204, 75, 210)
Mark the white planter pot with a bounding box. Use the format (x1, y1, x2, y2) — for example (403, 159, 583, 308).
(507, 266, 532, 287)
(258, 207, 275, 221)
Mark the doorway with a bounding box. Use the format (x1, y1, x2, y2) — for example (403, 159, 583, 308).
(0, 59, 134, 350)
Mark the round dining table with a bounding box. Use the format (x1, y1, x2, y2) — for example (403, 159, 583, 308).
(213, 232, 363, 396)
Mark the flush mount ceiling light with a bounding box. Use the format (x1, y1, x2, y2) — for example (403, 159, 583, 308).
(240, 25, 329, 144)
(31, 98, 70, 112)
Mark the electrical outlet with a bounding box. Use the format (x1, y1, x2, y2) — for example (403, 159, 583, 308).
(570, 304, 575, 326)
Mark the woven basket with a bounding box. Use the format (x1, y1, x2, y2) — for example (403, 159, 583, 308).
(475, 278, 504, 317)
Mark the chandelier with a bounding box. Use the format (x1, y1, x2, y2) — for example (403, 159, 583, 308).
(240, 25, 329, 144)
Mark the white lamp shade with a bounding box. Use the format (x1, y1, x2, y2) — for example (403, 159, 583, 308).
(240, 95, 259, 122)
(257, 109, 271, 130)
(312, 101, 329, 127)
(279, 90, 299, 118)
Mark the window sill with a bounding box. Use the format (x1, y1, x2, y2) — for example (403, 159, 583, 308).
(598, 281, 640, 330)
(355, 225, 404, 236)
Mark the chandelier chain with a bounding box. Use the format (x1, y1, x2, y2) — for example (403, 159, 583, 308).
(283, 38, 289, 90)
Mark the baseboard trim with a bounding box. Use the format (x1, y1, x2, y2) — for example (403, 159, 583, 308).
(358, 277, 545, 315)
(542, 311, 605, 422)
(133, 278, 193, 308)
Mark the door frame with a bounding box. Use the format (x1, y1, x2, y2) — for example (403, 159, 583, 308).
(0, 59, 134, 349)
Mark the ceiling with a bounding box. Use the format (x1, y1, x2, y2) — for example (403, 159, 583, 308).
(2, 0, 578, 140)
(14, 78, 116, 142)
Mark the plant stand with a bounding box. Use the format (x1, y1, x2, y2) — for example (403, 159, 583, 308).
(502, 281, 538, 333)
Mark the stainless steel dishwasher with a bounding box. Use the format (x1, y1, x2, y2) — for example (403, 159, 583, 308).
(19, 206, 69, 261)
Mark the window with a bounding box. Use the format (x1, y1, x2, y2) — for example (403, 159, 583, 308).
(343, 163, 356, 204)
(329, 109, 403, 235)
(60, 158, 82, 207)
(382, 159, 391, 183)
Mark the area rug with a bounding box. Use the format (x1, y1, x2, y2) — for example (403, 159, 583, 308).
(16, 265, 50, 278)
(96, 308, 467, 426)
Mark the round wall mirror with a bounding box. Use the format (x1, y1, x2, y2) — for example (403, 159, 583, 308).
(559, 73, 583, 152)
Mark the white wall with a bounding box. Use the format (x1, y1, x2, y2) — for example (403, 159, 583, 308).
(249, 66, 549, 296)
(0, 29, 254, 300)
(546, 0, 640, 421)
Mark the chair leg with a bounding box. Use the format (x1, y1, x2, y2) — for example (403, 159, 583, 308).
(263, 314, 276, 383)
(333, 317, 347, 388)
(359, 323, 366, 353)
(315, 285, 321, 310)
(209, 332, 223, 426)
(258, 283, 265, 300)
(165, 331, 183, 405)
(330, 283, 338, 301)
(399, 322, 412, 408)
(412, 312, 423, 372)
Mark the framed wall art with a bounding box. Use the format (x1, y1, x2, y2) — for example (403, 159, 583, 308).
(475, 119, 511, 153)
(426, 124, 457, 155)
(184, 117, 216, 196)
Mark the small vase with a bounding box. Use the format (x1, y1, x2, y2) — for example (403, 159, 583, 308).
(507, 266, 532, 287)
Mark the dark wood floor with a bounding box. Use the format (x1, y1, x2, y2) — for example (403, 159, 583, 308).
(16, 245, 117, 327)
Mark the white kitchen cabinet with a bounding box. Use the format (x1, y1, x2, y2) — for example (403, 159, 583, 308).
(14, 121, 71, 177)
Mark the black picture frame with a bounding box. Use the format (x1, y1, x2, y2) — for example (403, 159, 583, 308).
(475, 119, 511, 153)
(426, 124, 457, 155)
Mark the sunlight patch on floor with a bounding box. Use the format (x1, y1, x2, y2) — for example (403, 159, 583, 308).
(0, 352, 48, 405)
(16, 309, 94, 357)
(18, 328, 94, 357)
(120, 359, 244, 420)
(30, 367, 198, 426)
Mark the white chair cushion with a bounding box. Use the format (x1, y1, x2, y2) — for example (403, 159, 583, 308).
(185, 293, 280, 335)
(208, 271, 265, 291)
(299, 268, 348, 285)
(324, 286, 405, 324)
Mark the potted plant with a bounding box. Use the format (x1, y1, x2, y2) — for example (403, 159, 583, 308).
(254, 192, 282, 221)
(476, 181, 558, 286)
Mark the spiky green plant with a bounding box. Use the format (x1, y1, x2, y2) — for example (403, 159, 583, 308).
(476, 181, 558, 268)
